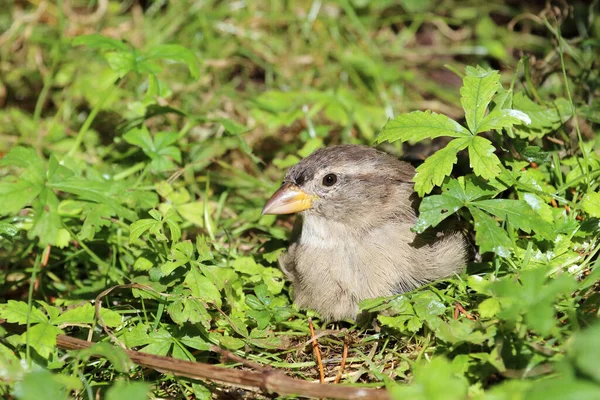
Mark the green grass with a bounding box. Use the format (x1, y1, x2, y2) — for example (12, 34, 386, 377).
(1, 1, 599, 399)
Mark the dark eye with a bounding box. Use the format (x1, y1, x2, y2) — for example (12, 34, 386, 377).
(322, 173, 337, 187)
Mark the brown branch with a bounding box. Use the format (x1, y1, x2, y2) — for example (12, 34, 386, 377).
(56, 334, 390, 400)
(334, 341, 349, 384)
(308, 318, 325, 384)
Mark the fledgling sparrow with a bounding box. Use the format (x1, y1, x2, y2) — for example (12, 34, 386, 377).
(263, 144, 467, 321)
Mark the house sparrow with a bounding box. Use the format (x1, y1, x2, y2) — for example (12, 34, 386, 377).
(262, 144, 467, 321)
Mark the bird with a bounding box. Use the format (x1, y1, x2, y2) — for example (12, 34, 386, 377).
(262, 144, 467, 321)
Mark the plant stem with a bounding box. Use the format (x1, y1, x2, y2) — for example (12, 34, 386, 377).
(26, 253, 42, 366)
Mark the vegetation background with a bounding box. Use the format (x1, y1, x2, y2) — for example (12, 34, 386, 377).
(0, 0, 599, 399)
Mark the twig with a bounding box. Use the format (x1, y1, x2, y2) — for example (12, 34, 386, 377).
(453, 302, 475, 320)
(56, 334, 389, 400)
(308, 318, 325, 384)
(333, 341, 349, 384)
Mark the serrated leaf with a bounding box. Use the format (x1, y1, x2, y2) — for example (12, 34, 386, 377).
(0, 146, 45, 184)
(473, 199, 554, 239)
(460, 67, 501, 133)
(29, 188, 65, 247)
(49, 178, 137, 221)
(72, 34, 129, 52)
(413, 194, 464, 233)
(476, 108, 531, 133)
(469, 206, 513, 257)
(22, 322, 63, 359)
(104, 51, 136, 78)
(512, 93, 571, 129)
(140, 328, 173, 356)
(433, 318, 494, 345)
(123, 126, 154, 154)
(129, 218, 156, 242)
(0, 301, 47, 324)
(54, 303, 95, 325)
(0, 179, 43, 216)
(468, 136, 501, 179)
(413, 138, 470, 196)
(183, 298, 212, 329)
(144, 44, 200, 80)
(376, 110, 470, 144)
(582, 192, 600, 217)
(79, 204, 114, 241)
(478, 298, 501, 318)
(413, 175, 500, 233)
(491, 268, 576, 335)
(184, 265, 222, 307)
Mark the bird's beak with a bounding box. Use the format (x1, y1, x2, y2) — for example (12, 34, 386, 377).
(262, 183, 313, 215)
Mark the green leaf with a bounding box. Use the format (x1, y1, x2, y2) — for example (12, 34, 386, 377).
(472, 199, 554, 239)
(526, 378, 600, 400)
(144, 44, 200, 80)
(182, 298, 212, 329)
(388, 357, 468, 400)
(29, 188, 67, 247)
(161, 240, 194, 275)
(582, 192, 600, 217)
(413, 191, 464, 233)
(0, 146, 45, 184)
(376, 110, 470, 144)
(478, 298, 501, 318)
(0, 301, 47, 324)
(76, 342, 134, 373)
(460, 66, 501, 133)
(184, 265, 222, 307)
(79, 204, 114, 241)
(414, 174, 503, 232)
(48, 178, 137, 221)
(469, 206, 513, 257)
(140, 328, 173, 356)
(232, 256, 263, 276)
(0, 179, 43, 216)
(433, 318, 495, 345)
(570, 321, 600, 384)
(413, 138, 470, 196)
(468, 136, 501, 179)
(104, 51, 136, 78)
(22, 322, 63, 359)
(72, 34, 129, 52)
(123, 126, 154, 154)
(0, 221, 19, 239)
(476, 108, 531, 133)
(511, 93, 573, 139)
(13, 370, 71, 400)
(129, 218, 157, 242)
(491, 268, 576, 335)
(106, 381, 151, 400)
(54, 303, 95, 325)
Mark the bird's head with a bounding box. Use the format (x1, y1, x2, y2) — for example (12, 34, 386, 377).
(262, 145, 416, 226)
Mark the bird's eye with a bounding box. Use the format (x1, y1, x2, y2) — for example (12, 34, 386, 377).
(322, 173, 337, 187)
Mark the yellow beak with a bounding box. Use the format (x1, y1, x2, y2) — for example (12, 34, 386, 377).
(262, 183, 313, 215)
